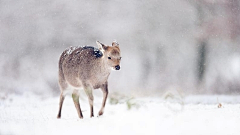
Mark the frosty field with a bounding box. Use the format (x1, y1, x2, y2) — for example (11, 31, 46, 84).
(0, 94, 240, 135)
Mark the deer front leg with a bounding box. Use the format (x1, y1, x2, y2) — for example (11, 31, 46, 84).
(57, 92, 65, 119)
(72, 92, 83, 119)
(98, 82, 108, 116)
(83, 86, 94, 118)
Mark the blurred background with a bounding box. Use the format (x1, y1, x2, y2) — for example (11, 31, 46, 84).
(1, 0, 240, 97)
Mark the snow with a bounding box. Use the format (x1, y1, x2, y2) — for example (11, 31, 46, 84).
(0, 94, 240, 135)
(66, 46, 80, 55)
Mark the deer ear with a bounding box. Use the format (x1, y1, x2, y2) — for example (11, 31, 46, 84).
(112, 40, 119, 46)
(96, 41, 107, 51)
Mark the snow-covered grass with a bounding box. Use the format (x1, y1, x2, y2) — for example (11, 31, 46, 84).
(0, 93, 240, 135)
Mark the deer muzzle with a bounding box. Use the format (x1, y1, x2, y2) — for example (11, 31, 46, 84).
(115, 65, 120, 70)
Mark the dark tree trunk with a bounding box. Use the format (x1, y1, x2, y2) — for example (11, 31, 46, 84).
(197, 41, 207, 83)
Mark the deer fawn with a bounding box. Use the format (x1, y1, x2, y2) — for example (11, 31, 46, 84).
(57, 41, 121, 119)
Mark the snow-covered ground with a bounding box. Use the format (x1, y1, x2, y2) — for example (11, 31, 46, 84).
(0, 93, 240, 135)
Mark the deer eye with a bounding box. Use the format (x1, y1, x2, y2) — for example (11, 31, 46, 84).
(108, 57, 111, 60)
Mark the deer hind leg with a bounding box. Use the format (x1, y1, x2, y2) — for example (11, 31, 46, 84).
(83, 85, 94, 117)
(72, 91, 83, 119)
(57, 92, 65, 119)
(99, 83, 108, 116)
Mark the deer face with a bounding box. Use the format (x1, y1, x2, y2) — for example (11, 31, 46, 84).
(97, 41, 121, 70)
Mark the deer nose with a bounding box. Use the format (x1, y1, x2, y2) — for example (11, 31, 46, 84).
(115, 65, 120, 70)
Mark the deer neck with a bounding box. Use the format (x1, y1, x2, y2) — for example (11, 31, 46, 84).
(100, 57, 111, 75)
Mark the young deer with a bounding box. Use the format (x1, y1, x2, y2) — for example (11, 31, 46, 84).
(57, 41, 121, 119)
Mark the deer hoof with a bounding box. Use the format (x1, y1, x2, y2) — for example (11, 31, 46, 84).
(98, 111, 104, 116)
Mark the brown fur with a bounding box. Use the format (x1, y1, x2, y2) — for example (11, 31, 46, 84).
(57, 41, 121, 119)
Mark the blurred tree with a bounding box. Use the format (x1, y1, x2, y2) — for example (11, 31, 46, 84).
(197, 41, 206, 83)
(226, 0, 240, 40)
(188, 0, 209, 86)
(189, 0, 240, 93)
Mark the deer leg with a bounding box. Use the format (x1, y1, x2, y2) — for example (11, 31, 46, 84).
(99, 83, 108, 116)
(57, 93, 65, 119)
(72, 93, 83, 119)
(83, 86, 94, 118)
